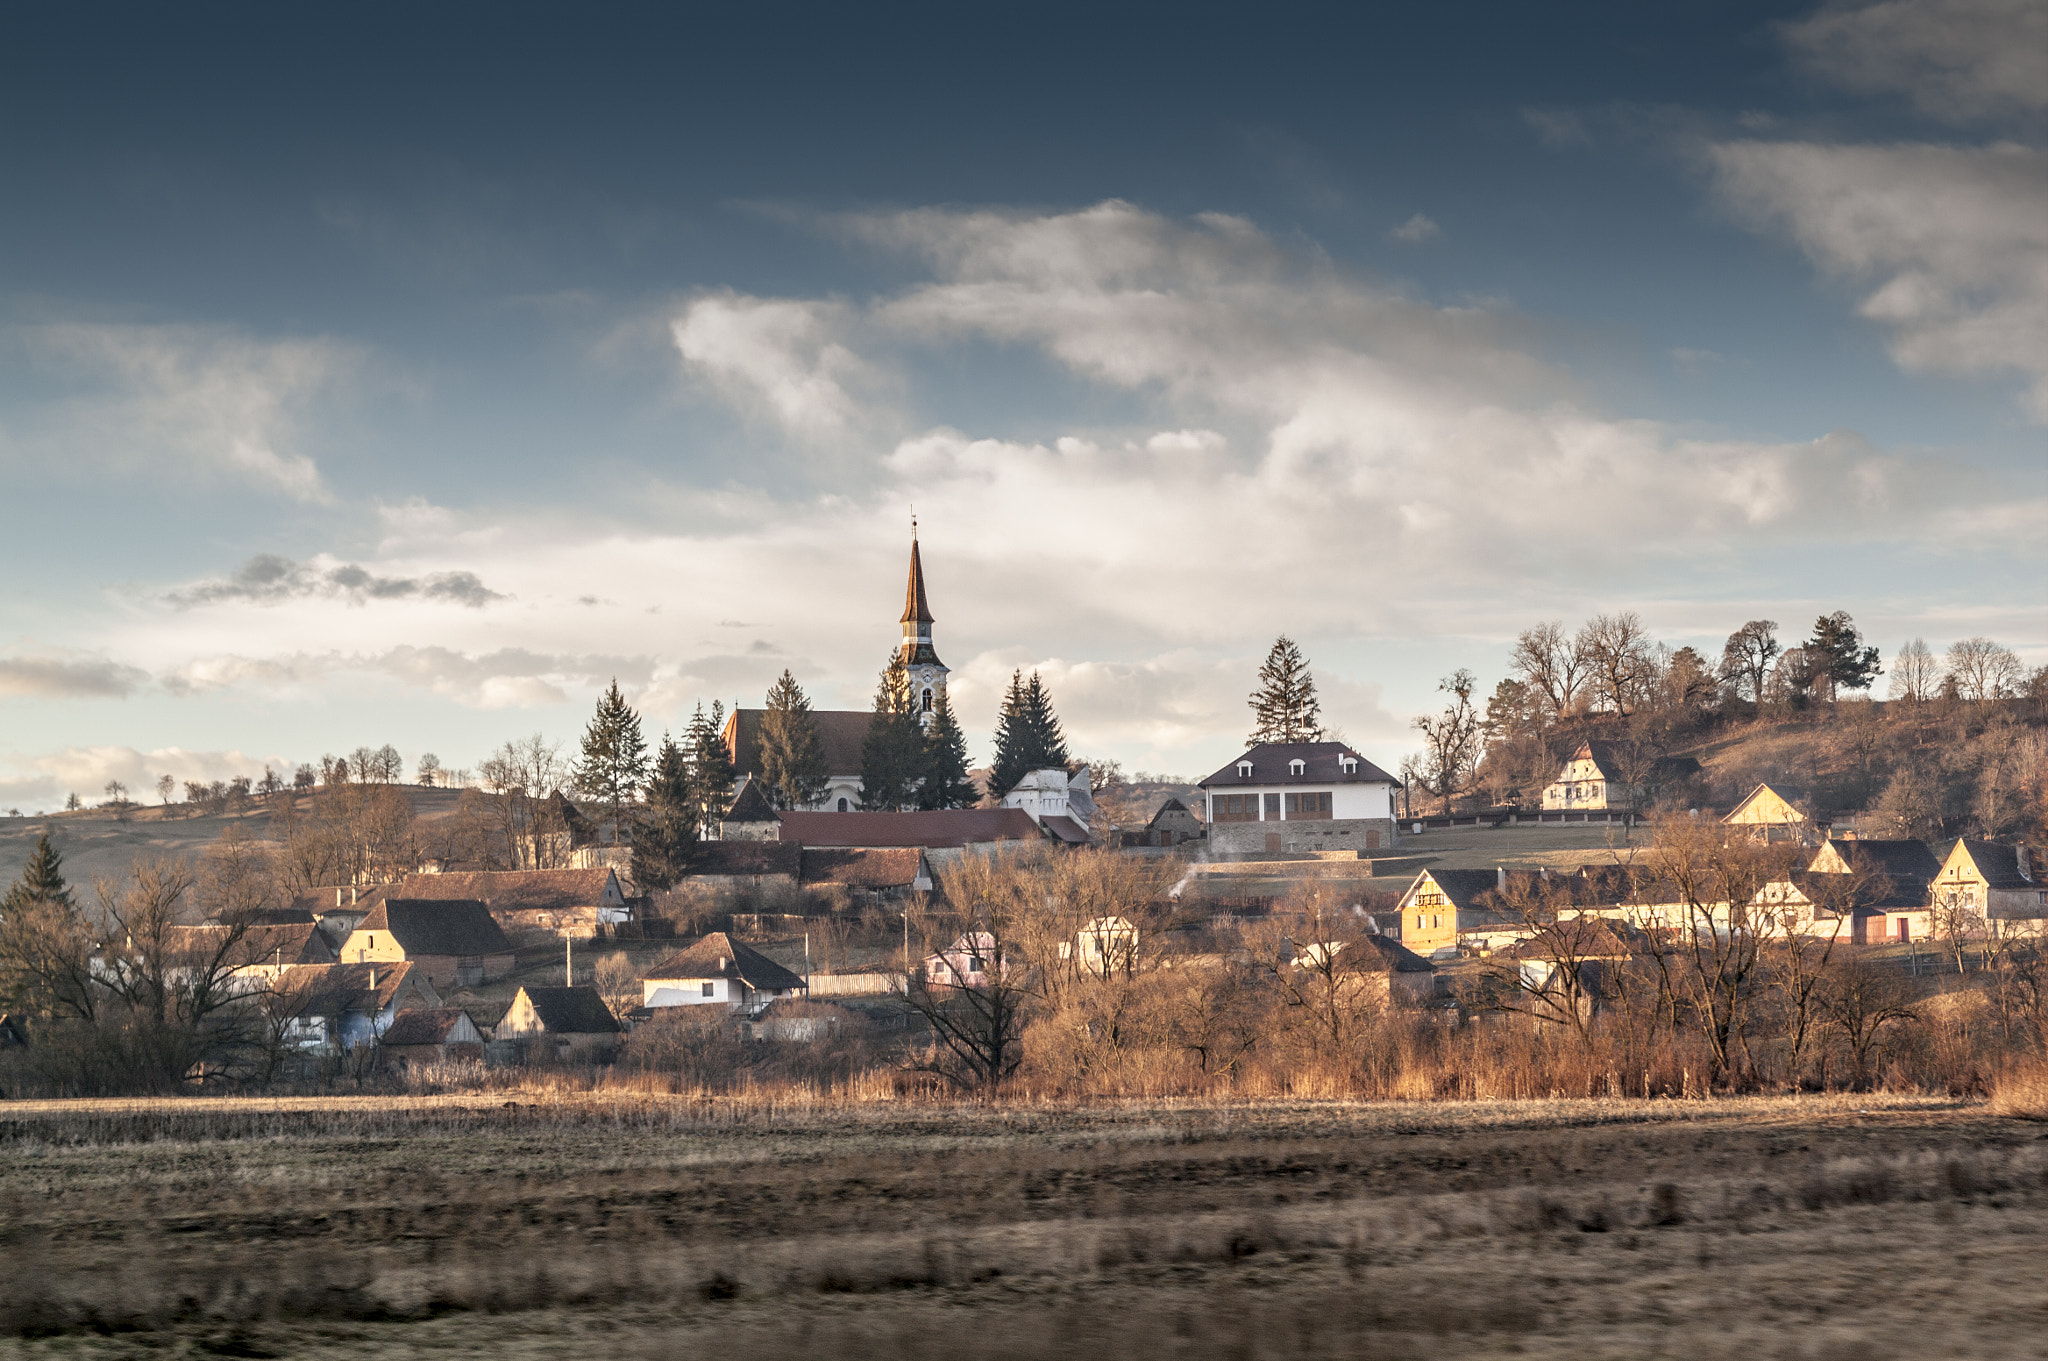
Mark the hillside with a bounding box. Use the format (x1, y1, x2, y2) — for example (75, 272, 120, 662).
(0, 787, 474, 895)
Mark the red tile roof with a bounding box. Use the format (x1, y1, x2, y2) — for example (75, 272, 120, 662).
(776, 808, 1043, 849)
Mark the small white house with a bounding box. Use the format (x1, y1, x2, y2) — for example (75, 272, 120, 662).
(1057, 916, 1138, 976)
(1001, 766, 1097, 839)
(641, 932, 808, 1010)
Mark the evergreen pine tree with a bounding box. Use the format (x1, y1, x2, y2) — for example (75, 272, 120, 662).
(1247, 636, 1324, 745)
(1807, 611, 1883, 698)
(860, 655, 925, 811)
(1, 834, 74, 914)
(918, 690, 977, 809)
(632, 733, 698, 892)
(758, 669, 829, 810)
(572, 679, 650, 843)
(684, 702, 738, 839)
(990, 669, 1072, 795)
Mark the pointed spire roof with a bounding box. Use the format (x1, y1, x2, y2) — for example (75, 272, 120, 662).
(901, 535, 934, 624)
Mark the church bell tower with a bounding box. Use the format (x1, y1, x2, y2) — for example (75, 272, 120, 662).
(900, 524, 948, 729)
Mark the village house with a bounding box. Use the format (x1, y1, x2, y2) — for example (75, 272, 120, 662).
(1497, 920, 1639, 1024)
(339, 899, 517, 989)
(686, 841, 803, 889)
(641, 932, 808, 1010)
(288, 884, 396, 948)
(998, 766, 1098, 843)
(377, 1007, 487, 1065)
(718, 776, 782, 841)
(926, 931, 1011, 988)
(397, 867, 632, 937)
(1121, 796, 1205, 849)
(1298, 934, 1438, 1007)
(1391, 868, 1522, 957)
(1057, 916, 1138, 976)
(1723, 783, 1819, 844)
(1540, 740, 1630, 812)
(801, 847, 934, 900)
(1932, 840, 2045, 933)
(1197, 742, 1400, 857)
(167, 921, 339, 984)
(497, 985, 623, 1058)
(272, 961, 442, 1053)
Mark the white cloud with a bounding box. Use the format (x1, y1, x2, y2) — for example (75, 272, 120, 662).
(1783, 0, 2048, 123)
(0, 652, 150, 699)
(8, 323, 351, 501)
(1390, 213, 1441, 243)
(1711, 139, 2048, 417)
(670, 292, 873, 438)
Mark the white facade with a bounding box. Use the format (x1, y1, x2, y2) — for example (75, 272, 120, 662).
(1204, 781, 1395, 822)
(1001, 766, 1093, 829)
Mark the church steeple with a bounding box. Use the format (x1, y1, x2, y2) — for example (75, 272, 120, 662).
(898, 521, 947, 726)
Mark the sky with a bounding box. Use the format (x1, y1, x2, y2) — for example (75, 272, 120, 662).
(1, 0, 2043, 810)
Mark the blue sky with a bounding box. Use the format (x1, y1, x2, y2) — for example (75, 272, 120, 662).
(1, 0, 2042, 808)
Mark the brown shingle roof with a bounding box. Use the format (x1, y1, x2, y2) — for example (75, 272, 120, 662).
(902, 537, 934, 625)
(1198, 742, 1399, 788)
(801, 847, 929, 888)
(723, 775, 780, 824)
(397, 869, 618, 913)
(1954, 839, 2037, 889)
(358, 900, 514, 957)
(1814, 839, 1942, 882)
(379, 1008, 481, 1046)
(726, 708, 872, 779)
(647, 932, 807, 993)
(170, 922, 337, 967)
(1347, 935, 1436, 973)
(513, 985, 622, 1035)
(776, 808, 1044, 849)
(274, 961, 437, 1018)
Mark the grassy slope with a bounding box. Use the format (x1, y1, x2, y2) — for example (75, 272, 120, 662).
(1, 1094, 2041, 1358)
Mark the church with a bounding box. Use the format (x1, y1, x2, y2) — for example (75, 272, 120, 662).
(719, 534, 950, 813)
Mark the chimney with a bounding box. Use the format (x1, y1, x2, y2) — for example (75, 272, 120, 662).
(1496, 866, 1506, 890)
(369, 966, 376, 989)
(2019, 843, 2032, 881)
(335, 888, 342, 908)
(350, 885, 358, 905)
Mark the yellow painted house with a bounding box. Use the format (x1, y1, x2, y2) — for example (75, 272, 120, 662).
(1933, 840, 2046, 929)
(1722, 783, 1814, 843)
(1392, 868, 1523, 957)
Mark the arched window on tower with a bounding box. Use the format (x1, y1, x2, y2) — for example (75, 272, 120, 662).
(836, 797, 849, 812)
(922, 688, 933, 712)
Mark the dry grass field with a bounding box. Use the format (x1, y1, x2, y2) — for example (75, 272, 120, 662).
(2, 1093, 2044, 1359)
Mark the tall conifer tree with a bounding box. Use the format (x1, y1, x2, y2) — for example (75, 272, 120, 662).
(759, 670, 829, 810)
(685, 702, 737, 839)
(2, 834, 74, 913)
(918, 690, 977, 809)
(632, 733, 697, 892)
(990, 669, 1071, 795)
(860, 655, 925, 811)
(572, 679, 650, 842)
(1247, 636, 1324, 744)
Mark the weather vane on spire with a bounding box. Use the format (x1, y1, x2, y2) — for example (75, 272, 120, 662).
(911, 504, 917, 540)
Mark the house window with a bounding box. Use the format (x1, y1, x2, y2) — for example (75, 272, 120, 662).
(1285, 792, 1332, 819)
(702, 982, 714, 997)
(1237, 761, 1253, 777)
(1415, 891, 1446, 907)
(1212, 794, 1259, 823)
(1289, 759, 1305, 776)
(1263, 793, 1281, 818)
(837, 797, 849, 812)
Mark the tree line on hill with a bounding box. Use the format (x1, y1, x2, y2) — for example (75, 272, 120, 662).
(1392, 612, 2046, 839)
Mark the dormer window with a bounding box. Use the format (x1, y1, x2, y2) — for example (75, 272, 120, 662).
(1289, 759, 1306, 776)
(1339, 754, 1357, 774)
(1237, 760, 1253, 778)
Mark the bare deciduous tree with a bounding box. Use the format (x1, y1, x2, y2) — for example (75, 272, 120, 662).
(1510, 621, 1586, 716)
(1579, 612, 1656, 716)
(1411, 669, 1482, 815)
(1946, 637, 2021, 702)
